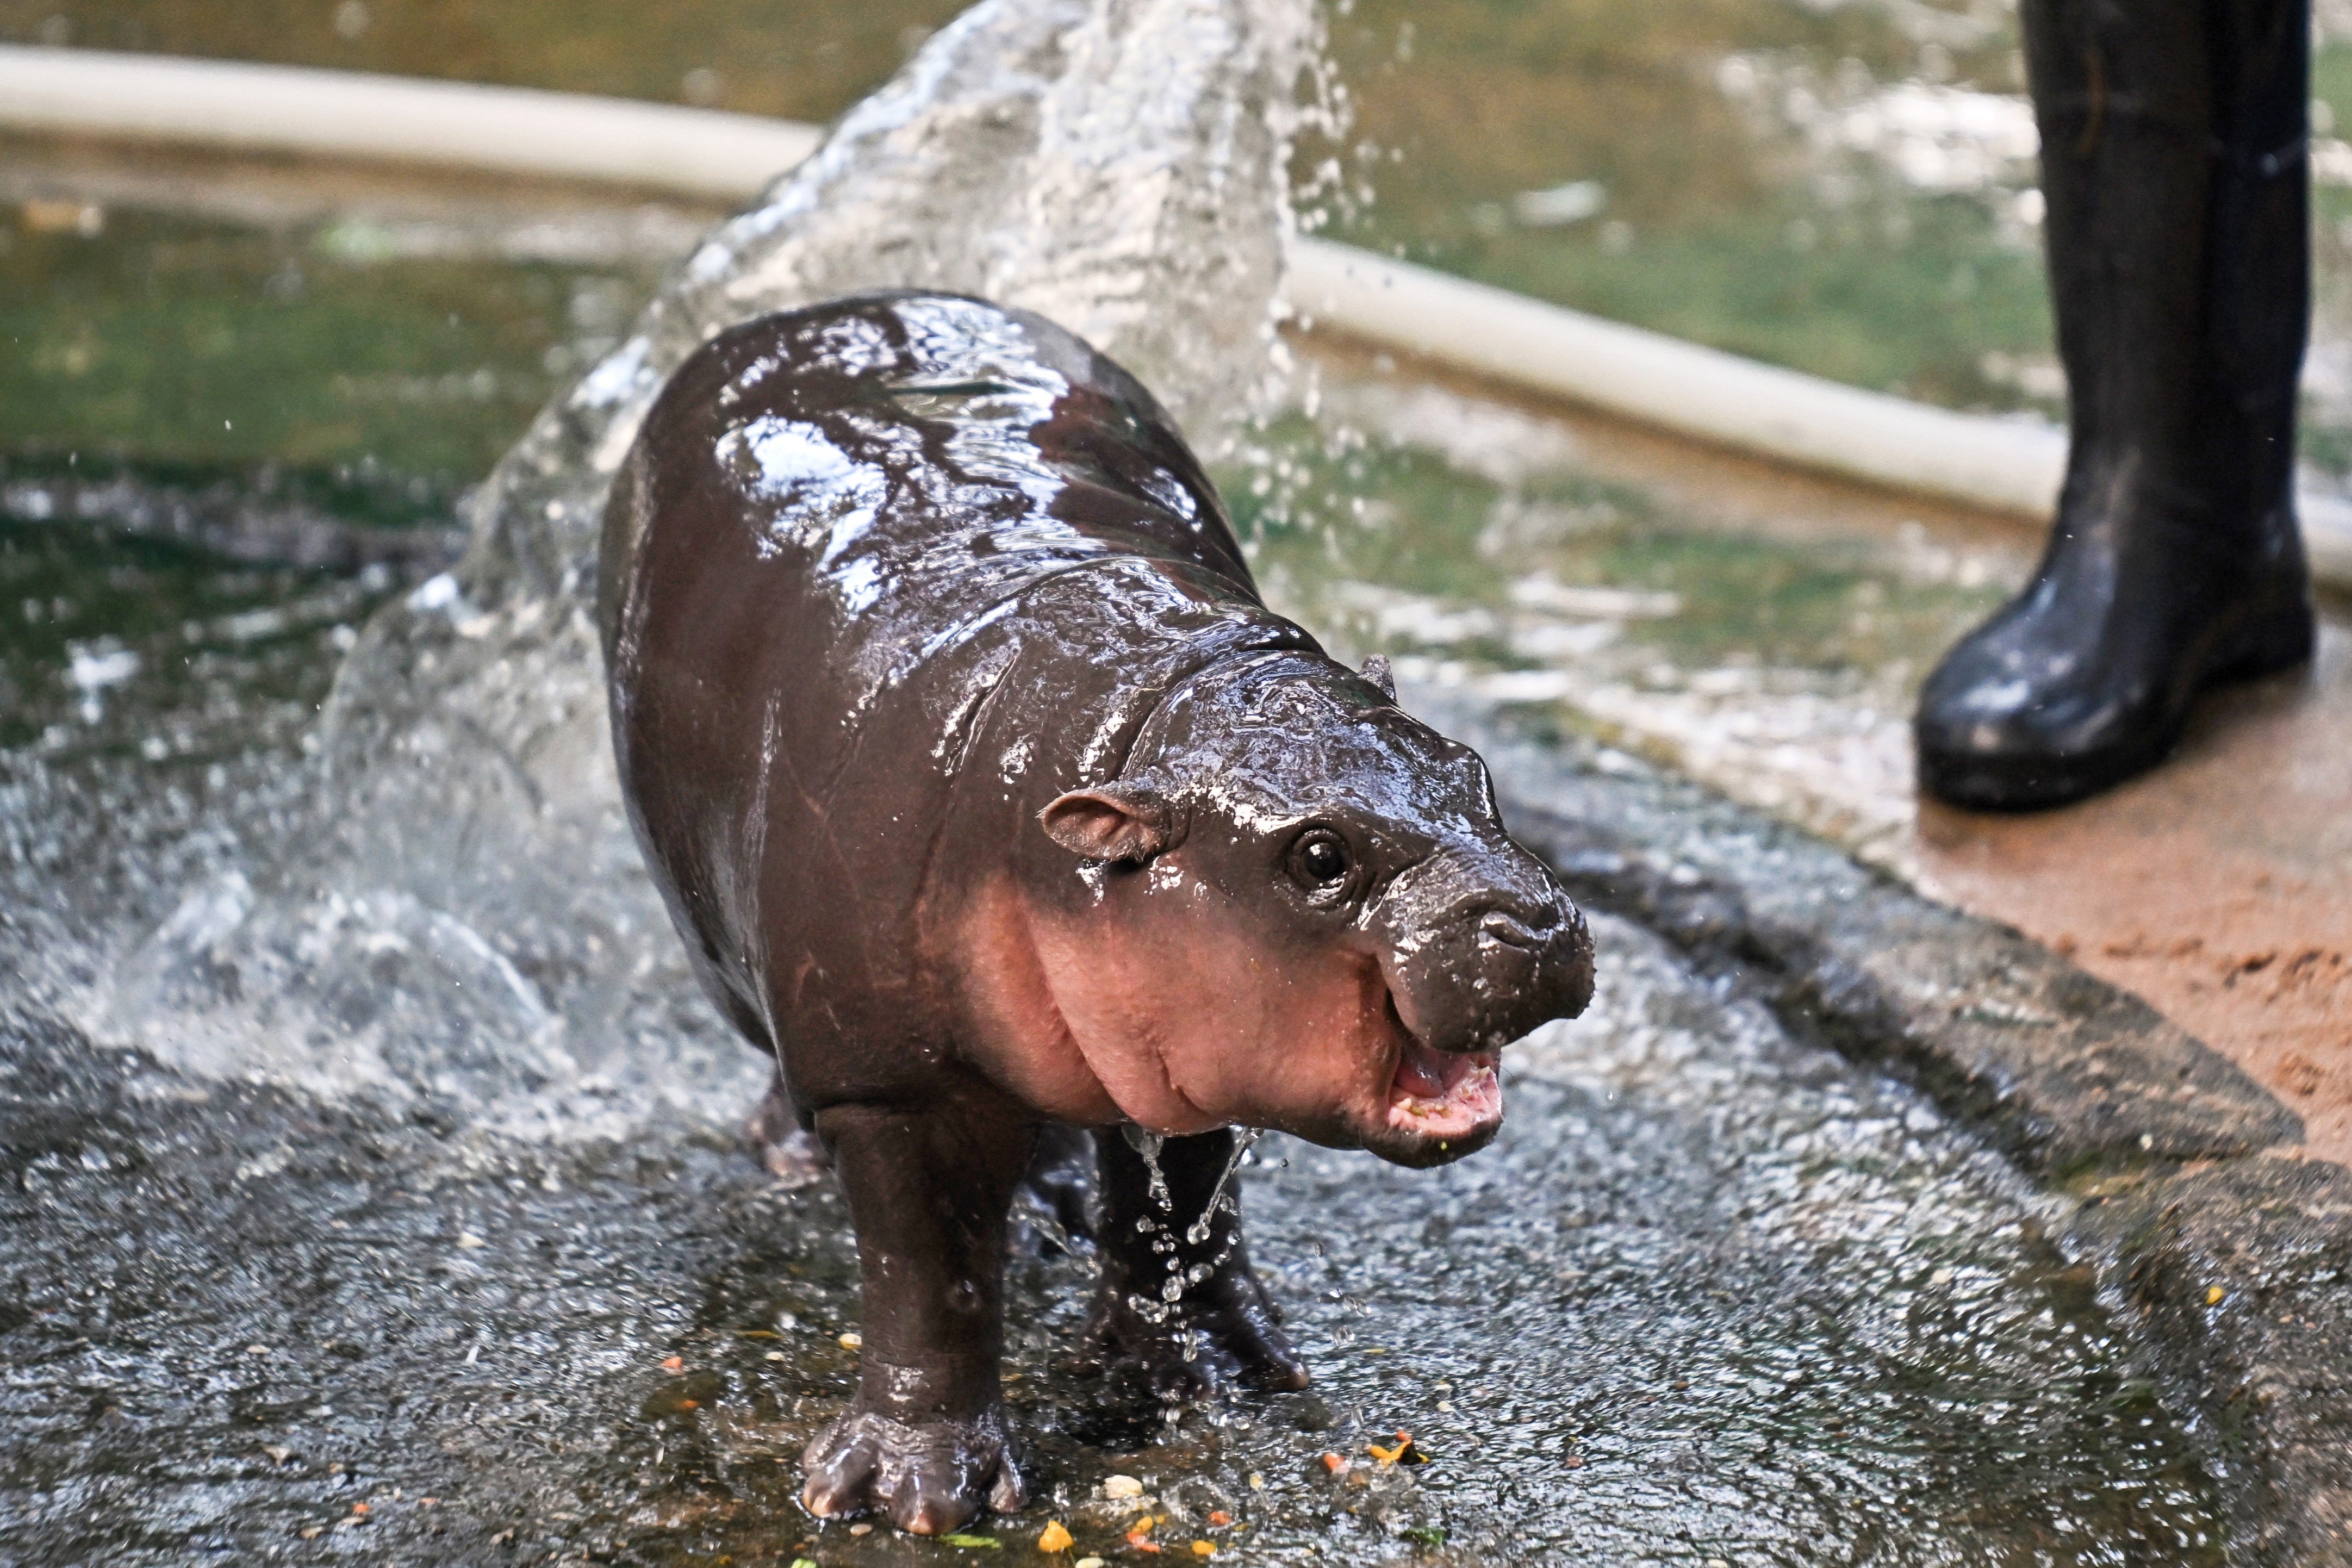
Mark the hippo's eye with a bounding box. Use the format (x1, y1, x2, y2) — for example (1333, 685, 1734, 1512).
(1287, 829, 1353, 891)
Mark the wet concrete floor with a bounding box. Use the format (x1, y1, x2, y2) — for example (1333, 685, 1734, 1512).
(2, 922, 2227, 1565)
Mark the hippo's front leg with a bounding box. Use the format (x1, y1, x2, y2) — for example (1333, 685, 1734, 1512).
(802, 1103, 1034, 1534)
(1086, 1128, 1308, 1401)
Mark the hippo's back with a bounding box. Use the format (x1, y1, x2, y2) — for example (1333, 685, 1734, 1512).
(601, 291, 1254, 674)
(599, 292, 1295, 1065)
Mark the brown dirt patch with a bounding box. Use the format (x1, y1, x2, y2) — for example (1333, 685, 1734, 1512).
(1912, 618, 2352, 1163)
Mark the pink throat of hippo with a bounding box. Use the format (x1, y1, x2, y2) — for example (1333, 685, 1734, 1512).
(1385, 1036, 1503, 1139)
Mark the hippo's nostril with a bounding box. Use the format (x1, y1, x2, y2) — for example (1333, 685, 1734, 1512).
(1477, 909, 1545, 950)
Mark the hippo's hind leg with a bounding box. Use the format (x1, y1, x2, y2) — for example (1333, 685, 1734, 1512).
(801, 1103, 1035, 1535)
(707, 983, 832, 1187)
(1013, 1123, 1099, 1250)
(1085, 1127, 1308, 1401)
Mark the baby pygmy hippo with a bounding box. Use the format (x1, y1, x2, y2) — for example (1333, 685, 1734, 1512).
(600, 291, 1593, 1534)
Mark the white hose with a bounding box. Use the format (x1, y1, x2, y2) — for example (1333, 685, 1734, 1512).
(1284, 242, 2352, 587)
(0, 45, 819, 198)
(1285, 240, 2074, 516)
(3, 42, 2348, 587)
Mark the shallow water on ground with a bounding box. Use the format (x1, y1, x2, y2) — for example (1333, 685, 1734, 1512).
(3, 893, 2227, 1565)
(0, 234, 2216, 1565)
(0, 390, 2228, 1565)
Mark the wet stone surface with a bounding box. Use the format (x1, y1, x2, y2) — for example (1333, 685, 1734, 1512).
(4, 908, 2228, 1565)
(1433, 695, 2303, 1180)
(2067, 1158, 2352, 1564)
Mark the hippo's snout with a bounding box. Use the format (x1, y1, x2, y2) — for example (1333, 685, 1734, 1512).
(1389, 878, 1595, 1059)
(1464, 894, 1594, 1050)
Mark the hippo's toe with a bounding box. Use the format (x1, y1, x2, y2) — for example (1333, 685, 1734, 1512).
(800, 1407, 1023, 1535)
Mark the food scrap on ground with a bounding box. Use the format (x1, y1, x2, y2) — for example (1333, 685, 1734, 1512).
(1102, 1474, 1144, 1499)
(1038, 1520, 1073, 1553)
(1320, 1452, 1348, 1474)
(837, 1332, 862, 1350)
(659, 1355, 682, 1372)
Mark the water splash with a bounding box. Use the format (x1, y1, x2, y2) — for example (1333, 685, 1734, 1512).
(1111, 1124, 1261, 1331)
(1186, 1125, 1259, 1246)
(95, 0, 1319, 1133)
(1122, 1123, 1175, 1216)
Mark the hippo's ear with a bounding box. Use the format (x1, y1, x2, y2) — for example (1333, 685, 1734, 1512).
(1360, 654, 1397, 701)
(1040, 784, 1183, 864)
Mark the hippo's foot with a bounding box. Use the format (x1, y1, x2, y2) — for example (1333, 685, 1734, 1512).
(1086, 1262, 1308, 1403)
(800, 1407, 1025, 1534)
(745, 1080, 830, 1188)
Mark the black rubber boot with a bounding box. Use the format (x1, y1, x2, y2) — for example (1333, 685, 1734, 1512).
(1914, 0, 2314, 811)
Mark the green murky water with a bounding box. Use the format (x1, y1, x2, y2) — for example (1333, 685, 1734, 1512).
(0, 196, 664, 493)
(15, 0, 2352, 460)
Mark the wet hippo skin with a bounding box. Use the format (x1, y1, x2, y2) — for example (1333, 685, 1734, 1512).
(599, 291, 1595, 1533)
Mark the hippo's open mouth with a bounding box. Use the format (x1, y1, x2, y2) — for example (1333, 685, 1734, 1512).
(1385, 1037, 1502, 1140)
